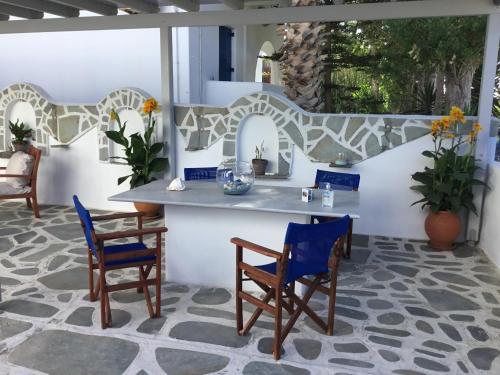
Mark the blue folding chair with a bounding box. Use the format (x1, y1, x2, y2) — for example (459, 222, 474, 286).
(73, 195, 167, 329)
(312, 170, 360, 259)
(231, 216, 350, 360)
(184, 167, 217, 181)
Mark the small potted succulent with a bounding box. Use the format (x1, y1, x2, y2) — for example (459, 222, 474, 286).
(252, 141, 268, 176)
(9, 119, 32, 152)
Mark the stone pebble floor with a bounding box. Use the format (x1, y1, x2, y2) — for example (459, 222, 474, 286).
(1, 201, 500, 374)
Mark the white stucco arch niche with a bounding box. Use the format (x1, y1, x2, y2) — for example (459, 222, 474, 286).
(255, 41, 281, 85)
(0, 83, 54, 153)
(97, 88, 160, 163)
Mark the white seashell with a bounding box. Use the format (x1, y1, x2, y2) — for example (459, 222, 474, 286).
(167, 177, 186, 191)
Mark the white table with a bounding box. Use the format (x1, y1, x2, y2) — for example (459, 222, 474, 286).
(109, 180, 361, 289)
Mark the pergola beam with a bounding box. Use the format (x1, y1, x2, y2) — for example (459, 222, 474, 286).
(108, 0, 159, 13)
(167, 0, 199, 12)
(0, 0, 497, 33)
(52, 0, 117, 16)
(0, 3, 43, 19)
(0, 0, 79, 18)
(223, 0, 244, 10)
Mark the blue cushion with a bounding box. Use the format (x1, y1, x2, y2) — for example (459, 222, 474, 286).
(256, 261, 329, 285)
(103, 242, 156, 267)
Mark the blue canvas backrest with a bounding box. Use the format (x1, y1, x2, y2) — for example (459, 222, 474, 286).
(73, 195, 97, 256)
(184, 167, 218, 181)
(285, 216, 350, 267)
(315, 170, 360, 191)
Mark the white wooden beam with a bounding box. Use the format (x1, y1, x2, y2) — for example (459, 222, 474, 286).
(469, 13, 500, 242)
(222, 0, 243, 10)
(0, 0, 497, 34)
(0, 0, 79, 18)
(0, 3, 43, 19)
(160, 26, 176, 179)
(108, 0, 159, 13)
(167, 0, 199, 12)
(0, 13, 9, 21)
(52, 0, 117, 16)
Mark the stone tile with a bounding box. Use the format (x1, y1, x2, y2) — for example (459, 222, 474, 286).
(137, 316, 167, 334)
(419, 288, 480, 311)
(169, 321, 250, 348)
(38, 267, 96, 290)
(0, 317, 32, 340)
(467, 347, 500, 371)
(0, 299, 58, 318)
(156, 347, 230, 375)
(294, 338, 321, 360)
(242, 361, 310, 375)
(65, 307, 94, 327)
(9, 330, 139, 375)
(192, 287, 231, 305)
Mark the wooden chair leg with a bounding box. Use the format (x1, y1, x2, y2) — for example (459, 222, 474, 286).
(88, 251, 96, 302)
(236, 246, 243, 333)
(289, 281, 295, 313)
(105, 287, 112, 327)
(273, 287, 283, 361)
(31, 195, 40, 218)
(241, 289, 274, 336)
(345, 219, 353, 259)
(327, 252, 341, 335)
(155, 233, 161, 318)
(26, 197, 32, 209)
(99, 264, 107, 329)
(140, 266, 154, 318)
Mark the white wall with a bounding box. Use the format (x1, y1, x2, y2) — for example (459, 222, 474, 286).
(176, 114, 436, 240)
(479, 162, 500, 266)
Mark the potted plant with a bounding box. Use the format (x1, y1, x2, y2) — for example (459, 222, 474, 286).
(9, 119, 32, 152)
(105, 98, 168, 218)
(252, 141, 268, 176)
(411, 106, 485, 250)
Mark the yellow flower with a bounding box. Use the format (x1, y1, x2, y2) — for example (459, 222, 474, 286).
(445, 132, 455, 139)
(110, 109, 118, 121)
(143, 98, 160, 114)
(473, 122, 483, 132)
(449, 106, 465, 124)
(468, 130, 476, 143)
(431, 120, 441, 136)
(441, 116, 451, 129)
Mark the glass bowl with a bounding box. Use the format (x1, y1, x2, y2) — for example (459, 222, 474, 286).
(216, 161, 255, 195)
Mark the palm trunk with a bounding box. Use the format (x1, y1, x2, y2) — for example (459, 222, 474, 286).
(445, 65, 477, 110)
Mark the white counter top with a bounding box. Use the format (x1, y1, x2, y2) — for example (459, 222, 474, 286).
(109, 180, 361, 219)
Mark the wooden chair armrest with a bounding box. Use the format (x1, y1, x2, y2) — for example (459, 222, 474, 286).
(230, 237, 282, 259)
(0, 167, 6, 170)
(95, 227, 167, 241)
(0, 174, 33, 179)
(92, 212, 145, 221)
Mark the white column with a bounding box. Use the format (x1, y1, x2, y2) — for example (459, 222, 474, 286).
(160, 25, 177, 179)
(467, 13, 500, 241)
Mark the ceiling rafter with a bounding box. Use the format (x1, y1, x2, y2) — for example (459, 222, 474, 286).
(167, 0, 199, 12)
(0, 3, 43, 19)
(222, 0, 244, 10)
(52, 0, 118, 16)
(109, 1, 159, 13)
(0, 0, 79, 18)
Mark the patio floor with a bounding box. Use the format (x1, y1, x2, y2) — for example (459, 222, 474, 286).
(1, 201, 500, 375)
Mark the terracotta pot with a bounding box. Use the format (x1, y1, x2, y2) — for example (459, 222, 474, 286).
(424, 211, 461, 251)
(133, 202, 161, 219)
(252, 159, 268, 176)
(12, 141, 28, 152)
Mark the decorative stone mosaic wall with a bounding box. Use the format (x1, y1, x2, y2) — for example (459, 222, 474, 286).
(0, 83, 156, 163)
(175, 92, 483, 176)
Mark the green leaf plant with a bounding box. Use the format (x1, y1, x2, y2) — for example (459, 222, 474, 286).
(410, 107, 487, 215)
(105, 98, 168, 189)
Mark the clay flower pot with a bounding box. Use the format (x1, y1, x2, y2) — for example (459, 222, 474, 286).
(134, 202, 161, 219)
(252, 159, 268, 176)
(424, 211, 461, 251)
(12, 141, 28, 152)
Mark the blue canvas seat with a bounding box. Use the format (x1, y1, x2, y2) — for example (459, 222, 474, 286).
(311, 169, 360, 259)
(73, 195, 167, 329)
(231, 216, 350, 360)
(184, 167, 217, 181)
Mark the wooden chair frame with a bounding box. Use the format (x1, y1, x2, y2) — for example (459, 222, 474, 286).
(0, 146, 42, 218)
(310, 182, 356, 259)
(231, 235, 346, 360)
(79, 211, 167, 329)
